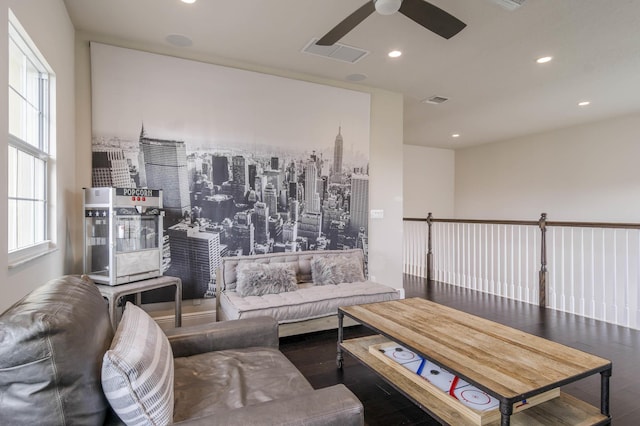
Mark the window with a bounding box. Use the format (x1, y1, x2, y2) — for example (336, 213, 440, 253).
(7, 12, 54, 264)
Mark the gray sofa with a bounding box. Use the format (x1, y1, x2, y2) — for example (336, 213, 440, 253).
(0, 275, 363, 425)
(217, 249, 400, 336)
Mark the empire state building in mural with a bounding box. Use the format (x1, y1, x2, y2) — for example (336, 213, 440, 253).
(92, 125, 369, 301)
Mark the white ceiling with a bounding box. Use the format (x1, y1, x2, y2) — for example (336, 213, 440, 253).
(63, 0, 640, 149)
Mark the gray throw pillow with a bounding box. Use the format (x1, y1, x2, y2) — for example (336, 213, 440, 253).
(311, 256, 365, 285)
(339, 256, 366, 283)
(311, 257, 344, 285)
(235, 262, 298, 297)
(102, 302, 174, 425)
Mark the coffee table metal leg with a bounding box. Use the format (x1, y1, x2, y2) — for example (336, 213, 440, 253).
(337, 311, 344, 369)
(174, 281, 182, 327)
(601, 368, 611, 416)
(499, 401, 512, 426)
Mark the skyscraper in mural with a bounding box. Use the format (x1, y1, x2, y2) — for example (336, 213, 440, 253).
(254, 201, 269, 244)
(139, 126, 190, 225)
(211, 155, 229, 186)
(231, 155, 249, 202)
(304, 160, 321, 213)
(264, 183, 278, 217)
(92, 148, 135, 188)
(332, 126, 343, 184)
(166, 222, 220, 299)
(350, 174, 369, 233)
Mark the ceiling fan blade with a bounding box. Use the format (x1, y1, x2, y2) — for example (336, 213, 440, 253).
(316, 2, 376, 46)
(399, 0, 466, 39)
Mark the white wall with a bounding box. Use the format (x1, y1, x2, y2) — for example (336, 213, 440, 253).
(74, 33, 405, 291)
(403, 145, 455, 219)
(0, 0, 76, 313)
(455, 113, 640, 222)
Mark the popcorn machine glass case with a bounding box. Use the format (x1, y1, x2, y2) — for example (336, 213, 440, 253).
(83, 187, 164, 286)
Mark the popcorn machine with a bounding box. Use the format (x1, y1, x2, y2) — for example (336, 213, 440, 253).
(83, 187, 164, 285)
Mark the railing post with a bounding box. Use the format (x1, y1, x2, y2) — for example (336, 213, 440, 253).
(427, 212, 433, 282)
(538, 213, 548, 307)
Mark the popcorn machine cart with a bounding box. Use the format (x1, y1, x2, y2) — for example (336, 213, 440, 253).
(83, 187, 164, 286)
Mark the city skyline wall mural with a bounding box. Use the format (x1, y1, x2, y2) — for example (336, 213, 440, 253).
(89, 43, 371, 300)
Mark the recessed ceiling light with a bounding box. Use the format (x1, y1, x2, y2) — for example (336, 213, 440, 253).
(578, 101, 591, 107)
(181, 0, 196, 4)
(388, 50, 402, 58)
(346, 73, 367, 82)
(165, 34, 193, 47)
(536, 56, 552, 64)
(452, 134, 460, 138)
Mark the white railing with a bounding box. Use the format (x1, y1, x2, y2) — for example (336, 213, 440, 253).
(403, 219, 428, 278)
(547, 225, 640, 330)
(432, 221, 540, 305)
(403, 215, 640, 330)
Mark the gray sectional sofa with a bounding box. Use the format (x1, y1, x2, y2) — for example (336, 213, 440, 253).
(216, 249, 401, 336)
(0, 275, 364, 425)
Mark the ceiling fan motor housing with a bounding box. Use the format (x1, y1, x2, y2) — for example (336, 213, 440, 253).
(374, 0, 403, 15)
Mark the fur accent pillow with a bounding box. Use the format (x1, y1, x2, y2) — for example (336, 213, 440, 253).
(340, 256, 366, 283)
(311, 256, 365, 285)
(235, 262, 298, 297)
(311, 257, 343, 285)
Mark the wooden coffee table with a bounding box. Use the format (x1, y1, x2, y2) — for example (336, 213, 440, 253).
(337, 298, 612, 426)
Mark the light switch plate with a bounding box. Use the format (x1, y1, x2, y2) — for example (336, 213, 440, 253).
(370, 209, 384, 219)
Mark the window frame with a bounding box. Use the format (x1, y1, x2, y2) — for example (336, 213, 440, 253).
(7, 11, 56, 267)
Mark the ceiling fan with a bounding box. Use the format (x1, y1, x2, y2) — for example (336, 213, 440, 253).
(316, 0, 466, 46)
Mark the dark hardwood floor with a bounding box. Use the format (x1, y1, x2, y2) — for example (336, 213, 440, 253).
(279, 275, 640, 425)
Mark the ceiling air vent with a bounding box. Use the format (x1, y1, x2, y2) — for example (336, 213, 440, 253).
(489, 0, 526, 11)
(422, 96, 449, 105)
(302, 38, 370, 64)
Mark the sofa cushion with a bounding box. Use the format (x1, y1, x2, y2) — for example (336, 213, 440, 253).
(236, 262, 298, 297)
(218, 281, 399, 324)
(173, 347, 313, 422)
(0, 275, 113, 426)
(102, 302, 174, 425)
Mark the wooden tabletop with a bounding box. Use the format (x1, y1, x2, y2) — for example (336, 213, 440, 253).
(340, 298, 611, 401)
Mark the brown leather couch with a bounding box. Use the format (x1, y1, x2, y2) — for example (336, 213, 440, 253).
(0, 275, 364, 425)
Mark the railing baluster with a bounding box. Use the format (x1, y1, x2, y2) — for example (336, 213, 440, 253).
(579, 228, 585, 317)
(636, 232, 640, 328)
(472, 223, 476, 291)
(570, 227, 575, 314)
(601, 230, 607, 322)
(485, 223, 490, 294)
(525, 227, 529, 303)
(624, 230, 630, 327)
(612, 230, 618, 321)
(590, 228, 596, 319)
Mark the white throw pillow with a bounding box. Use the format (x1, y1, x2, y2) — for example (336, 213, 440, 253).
(102, 302, 174, 426)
